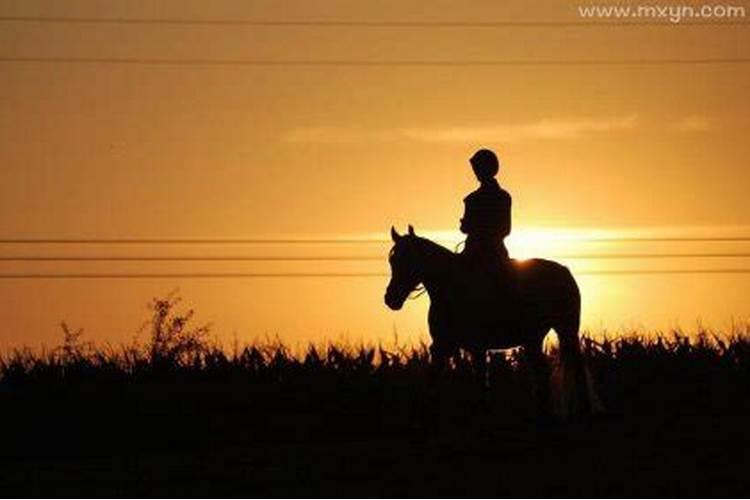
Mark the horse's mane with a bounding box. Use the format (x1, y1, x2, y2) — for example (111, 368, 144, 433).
(413, 235, 458, 263)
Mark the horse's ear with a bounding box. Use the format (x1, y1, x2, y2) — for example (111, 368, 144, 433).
(390, 226, 401, 242)
(408, 225, 415, 236)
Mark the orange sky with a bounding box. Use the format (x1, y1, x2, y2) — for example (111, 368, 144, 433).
(0, 1, 748, 349)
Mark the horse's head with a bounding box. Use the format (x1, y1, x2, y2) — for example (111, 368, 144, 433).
(385, 225, 422, 311)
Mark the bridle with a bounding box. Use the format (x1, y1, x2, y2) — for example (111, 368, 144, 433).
(407, 285, 428, 300)
(408, 238, 465, 301)
(390, 237, 428, 302)
(392, 234, 464, 302)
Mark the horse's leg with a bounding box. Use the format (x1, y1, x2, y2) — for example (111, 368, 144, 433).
(472, 348, 492, 410)
(419, 340, 456, 435)
(524, 335, 552, 419)
(471, 348, 489, 391)
(429, 341, 452, 379)
(427, 303, 456, 381)
(556, 320, 592, 419)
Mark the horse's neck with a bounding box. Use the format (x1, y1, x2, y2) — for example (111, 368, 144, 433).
(416, 238, 456, 296)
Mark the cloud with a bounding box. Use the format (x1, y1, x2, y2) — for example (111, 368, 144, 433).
(674, 115, 711, 132)
(283, 115, 638, 144)
(402, 115, 638, 143)
(282, 127, 402, 144)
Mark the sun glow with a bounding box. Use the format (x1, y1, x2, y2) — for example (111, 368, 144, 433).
(417, 227, 619, 261)
(506, 229, 577, 261)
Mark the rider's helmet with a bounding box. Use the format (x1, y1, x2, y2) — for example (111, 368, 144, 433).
(470, 149, 500, 182)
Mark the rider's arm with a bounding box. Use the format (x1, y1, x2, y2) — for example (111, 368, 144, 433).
(499, 193, 511, 237)
(460, 200, 471, 234)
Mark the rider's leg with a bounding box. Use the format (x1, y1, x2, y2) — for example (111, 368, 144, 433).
(524, 336, 553, 419)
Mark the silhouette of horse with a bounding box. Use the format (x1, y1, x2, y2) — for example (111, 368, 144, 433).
(384, 225, 597, 418)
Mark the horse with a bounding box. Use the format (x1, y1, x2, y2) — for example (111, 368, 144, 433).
(384, 225, 598, 418)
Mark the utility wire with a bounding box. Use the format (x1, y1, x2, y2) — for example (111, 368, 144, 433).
(0, 256, 383, 262)
(1, 237, 750, 245)
(0, 272, 389, 279)
(1, 16, 748, 27)
(0, 238, 395, 245)
(1, 56, 749, 67)
(0, 269, 749, 279)
(1, 252, 750, 262)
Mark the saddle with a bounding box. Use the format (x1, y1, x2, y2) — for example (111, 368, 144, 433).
(454, 253, 523, 345)
(459, 248, 518, 306)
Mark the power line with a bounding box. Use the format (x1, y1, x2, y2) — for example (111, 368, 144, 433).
(1, 16, 748, 27)
(0, 269, 749, 279)
(548, 252, 750, 259)
(0, 255, 384, 262)
(578, 236, 750, 243)
(0, 272, 388, 279)
(0, 238, 395, 245)
(1, 56, 749, 67)
(1, 237, 750, 245)
(581, 268, 750, 275)
(1, 252, 750, 262)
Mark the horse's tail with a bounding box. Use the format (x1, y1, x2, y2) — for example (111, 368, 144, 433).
(555, 270, 604, 419)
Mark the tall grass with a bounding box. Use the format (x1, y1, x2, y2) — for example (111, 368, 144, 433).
(1, 296, 748, 495)
(0, 294, 746, 428)
(0, 294, 747, 475)
(1, 294, 749, 389)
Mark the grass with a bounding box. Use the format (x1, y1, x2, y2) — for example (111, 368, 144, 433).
(0, 295, 749, 496)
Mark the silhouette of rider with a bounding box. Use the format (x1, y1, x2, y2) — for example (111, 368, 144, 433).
(460, 149, 511, 267)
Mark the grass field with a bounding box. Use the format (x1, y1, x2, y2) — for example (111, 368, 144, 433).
(1, 297, 749, 496)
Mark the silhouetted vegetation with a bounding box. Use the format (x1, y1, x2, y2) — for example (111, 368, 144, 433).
(0, 296, 748, 496)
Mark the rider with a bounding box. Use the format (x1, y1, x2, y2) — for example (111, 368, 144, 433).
(460, 148, 512, 268)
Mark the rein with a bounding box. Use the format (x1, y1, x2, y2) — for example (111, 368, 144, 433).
(406, 237, 465, 301)
(407, 286, 428, 300)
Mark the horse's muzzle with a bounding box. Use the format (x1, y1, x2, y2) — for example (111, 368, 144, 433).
(384, 284, 406, 310)
(384, 293, 403, 310)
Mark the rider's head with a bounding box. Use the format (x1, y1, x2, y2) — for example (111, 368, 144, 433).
(470, 149, 499, 183)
